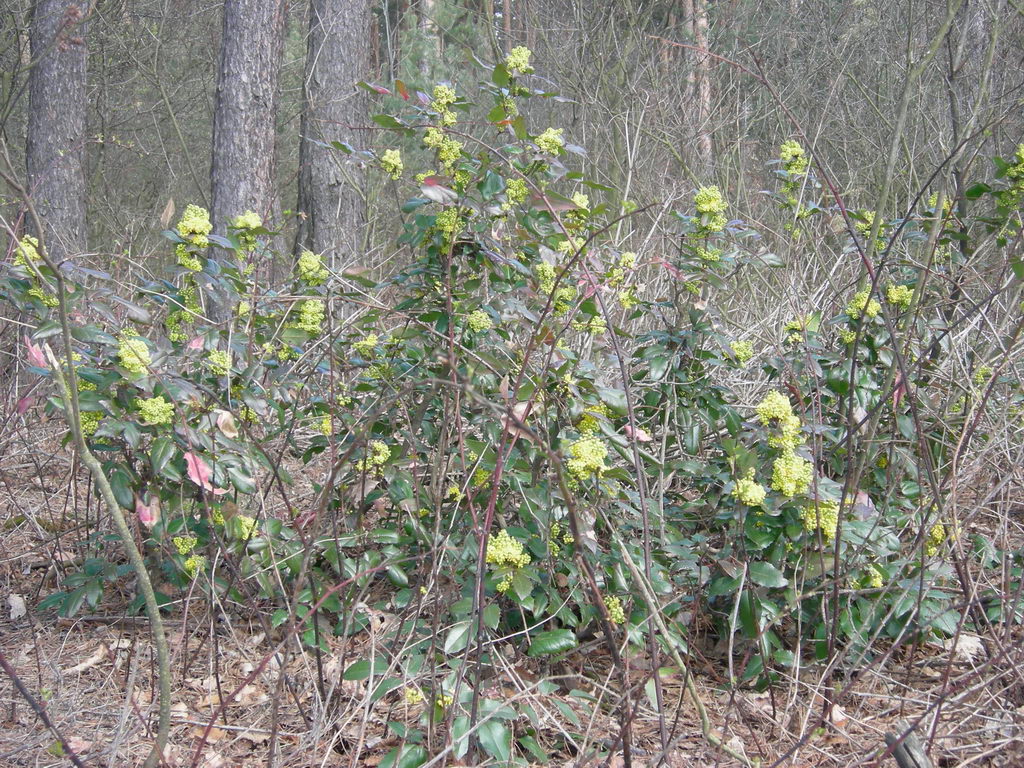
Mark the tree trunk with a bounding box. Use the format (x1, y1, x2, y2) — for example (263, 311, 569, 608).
(26, 0, 88, 264)
(691, 0, 712, 171)
(210, 0, 286, 232)
(296, 0, 371, 267)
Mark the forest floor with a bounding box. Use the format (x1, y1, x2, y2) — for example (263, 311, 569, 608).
(2, 424, 1024, 767)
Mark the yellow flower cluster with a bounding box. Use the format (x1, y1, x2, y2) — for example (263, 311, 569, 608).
(755, 390, 802, 450)
(183, 554, 206, 578)
(535, 262, 556, 294)
(487, 529, 531, 569)
(772, 450, 813, 497)
(557, 235, 584, 254)
(27, 286, 57, 307)
(353, 333, 378, 358)
(175, 244, 202, 271)
(318, 415, 332, 436)
(505, 45, 533, 74)
(577, 402, 610, 436)
(232, 210, 261, 230)
(13, 235, 41, 267)
(573, 315, 606, 335)
(235, 515, 258, 541)
(297, 250, 328, 286)
(732, 469, 767, 506)
(430, 85, 457, 126)
(730, 340, 754, 365)
(173, 535, 198, 555)
(862, 564, 884, 589)
(380, 149, 403, 180)
(504, 177, 528, 209)
(467, 309, 492, 332)
(801, 499, 839, 542)
(291, 298, 325, 335)
(855, 211, 886, 252)
(604, 595, 626, 625)
(838, 328, 857, 345)
(847, 289, 881, 320)
(694, 186, 728, 233)
(118, 331, 151, 375)
(434, 207, 462, 241)
(973, 366, 992, 387)
(80, 411, 102, 438)
(356, 440, 390, 473)
(206, 349, 231, 376)
(886, 284, 913, 310)
(566, 436, 608, 481)
(779, 140, 808, 174)
(137, 396, 174, 426)
(177, 204, 212, 248)
(403, 687, 424, 705)
(924, 522, 946, 557)
(535, 127, 565, 155)
(423, 127, 462, 171)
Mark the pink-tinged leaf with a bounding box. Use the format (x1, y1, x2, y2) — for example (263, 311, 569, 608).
(624, 424, 652, 442)
(395, 79, 409, 100)
(577, 274, 599, 299)
(187, 336, 204, 351)
(421, 182, 459, 204)
(24, 335, 46, 368)
(185, 451, 213, 490)
(16, 395, 34, 414)
(216, 410, 239, 439)
(654, 257, 683, 280)
(136, 496, 160, 529)
(893, 374, 906, 409)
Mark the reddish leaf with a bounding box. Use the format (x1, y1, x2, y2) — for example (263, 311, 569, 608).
(395, 79, 409, 100)
(136, 496, 160, 529)
(187, 336, 204, 350)
(16, 395, 34, 414)
(24, 335, 46, 368)
(185, 451, 213, 490)
(624, 424, 652, 442)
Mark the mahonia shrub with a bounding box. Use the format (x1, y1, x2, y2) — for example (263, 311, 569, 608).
(4, 52, 1024, 719)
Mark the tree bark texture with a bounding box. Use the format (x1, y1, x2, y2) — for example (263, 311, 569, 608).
(26, 0, 88, 264)
(691, 0, 712, 171)
(210, 0, 286, 231)
(296, 0, 371, 266)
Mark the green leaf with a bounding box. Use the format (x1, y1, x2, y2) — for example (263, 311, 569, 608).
(150, 436, 176, 475)
(451, 716, 471, 759)
(478, 719, 511, 762)
(527, 628, 578, 657)
(748, 561, 788, 588)
(444, 620, 473, 655)
(1011, 258, 1024, 281)
(380, 744, 427, 768)
(964, 182, 991, 199)
(372, 114, 407, 131)
(343, 658, 388, 680)
(483, 602, 500, 630)
(108, 466, 134, 509)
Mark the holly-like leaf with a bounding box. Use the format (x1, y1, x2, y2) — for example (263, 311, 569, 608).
(527, 628, 577, 657)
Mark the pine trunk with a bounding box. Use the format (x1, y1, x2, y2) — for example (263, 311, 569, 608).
(26, 0, 88, 263)
(210, 0, 286, 231)
(296, 0, 372, 266)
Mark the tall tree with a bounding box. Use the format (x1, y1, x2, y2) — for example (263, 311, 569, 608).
(296, 0, 372, 265)
(210, 0, 286, 230)
(26, 0, 88, 263)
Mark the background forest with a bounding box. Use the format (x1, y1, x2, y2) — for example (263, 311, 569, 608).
(2, 1, 1024, 767)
